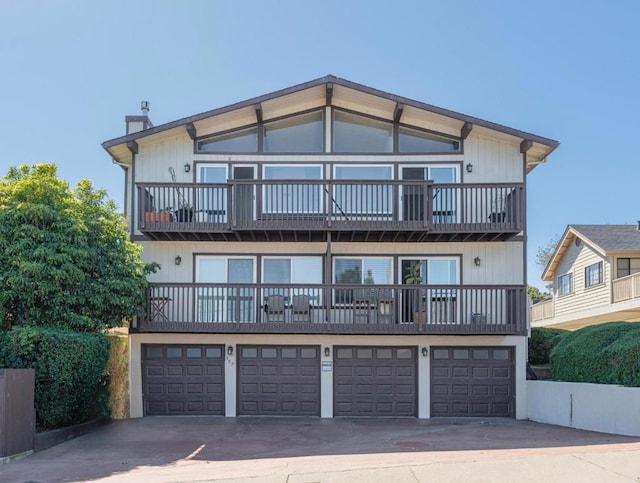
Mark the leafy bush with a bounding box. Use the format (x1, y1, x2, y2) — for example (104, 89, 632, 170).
(0, 326, 110, 430)
(528, 327, 568, 364)
(550, 322, 640, 387)
(106, 335, 129, 419)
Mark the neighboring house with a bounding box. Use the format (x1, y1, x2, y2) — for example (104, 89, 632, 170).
(531, 224, 640, 329)
(102, 75, 558, 420)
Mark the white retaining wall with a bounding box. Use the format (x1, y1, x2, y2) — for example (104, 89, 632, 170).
(527, 380, 640, 436)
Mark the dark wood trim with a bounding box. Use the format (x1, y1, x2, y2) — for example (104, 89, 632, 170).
(326, 82, 333, 106)
(520, 139, 533, 154)
(461, 122, 473, 140)
(254, 103, 263, 124)
(186, 123, 197, 140)
(393, 103, 404, 124)
(126, 140, 138, 155)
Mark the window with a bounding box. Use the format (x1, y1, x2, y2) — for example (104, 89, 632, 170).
(262, 257, 322, 303)
(263, 165, 322, 214)
(263, 111, 323, 153)
(617, 258, 640, 278)
(399, 126, 460, 152)
(585, 262, 603, 288)
(333, 111, 393, 153)
(197, 127, 258, 152)
(197, 165, 228, 222)
(557, 273, 573, 296)
(196, 256, 256, 322)
(333, 257, 393, 304)
(334, 165, 393, 218)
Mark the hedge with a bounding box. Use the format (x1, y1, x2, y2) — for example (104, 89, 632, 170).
(528, 327, 568, 365)
(0, 326, 110, 430)
(550, 322, 640, 387)
(106, 335, 129, 419)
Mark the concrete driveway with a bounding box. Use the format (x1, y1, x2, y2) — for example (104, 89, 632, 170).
(2, 417, 640, 482)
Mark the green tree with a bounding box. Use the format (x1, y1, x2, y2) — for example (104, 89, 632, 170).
(527, 285, 546, 301)
(0, 163, 157, 331)
(535, 235, 559, 272)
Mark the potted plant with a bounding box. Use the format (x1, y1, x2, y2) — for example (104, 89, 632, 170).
(174, 203, 193, 222)
(405, 262, 426, 323)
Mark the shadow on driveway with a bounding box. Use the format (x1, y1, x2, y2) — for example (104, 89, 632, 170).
(1, 417, 639, 482)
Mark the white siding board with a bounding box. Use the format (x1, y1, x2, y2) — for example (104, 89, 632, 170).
(554, 241, 611, 317)
(463, 134, 522, 184)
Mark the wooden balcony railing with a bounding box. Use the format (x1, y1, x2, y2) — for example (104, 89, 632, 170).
(138, 283, 527, 335)
(136, 181, 524, 242)
(529, 298, 554, 322)
(612, 272, 640, 303)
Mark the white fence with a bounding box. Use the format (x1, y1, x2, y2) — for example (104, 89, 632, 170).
(527, 380, 640, 436)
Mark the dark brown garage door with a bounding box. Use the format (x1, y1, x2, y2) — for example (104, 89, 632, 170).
(430, 346, 514, 417)
(334, 346, 417, 417)
(142, 344, 225, 416)
(237, 345, 320, 416)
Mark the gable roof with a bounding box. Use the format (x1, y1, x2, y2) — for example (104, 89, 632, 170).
(102, 75, 559, 166)
(542, 224, 640, 280)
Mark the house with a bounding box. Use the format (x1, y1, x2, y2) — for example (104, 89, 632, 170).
(531, 224, 640, 330)
(102, 75, 558, 419)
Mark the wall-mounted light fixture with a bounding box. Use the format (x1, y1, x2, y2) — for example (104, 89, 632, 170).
(466, 163, 473, 173)
(174, 255, 182, 266)
(227, 346, 233, 356)
(474, 256, 481, 267)
(184, 162, 191, 173)
(324, 347, 331, 357)
(421, 347, 428, 357)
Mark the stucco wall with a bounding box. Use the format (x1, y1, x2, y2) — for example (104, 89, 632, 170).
(527, 380, 640, 436)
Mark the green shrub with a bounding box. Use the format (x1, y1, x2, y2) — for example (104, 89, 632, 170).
(550, 322, 640, 387)
(0, 326, 110, 430)
(528, 327, 568, 364)
(106, 335, 129, 419)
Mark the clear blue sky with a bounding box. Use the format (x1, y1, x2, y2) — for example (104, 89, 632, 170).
(1, 0, 639, 290)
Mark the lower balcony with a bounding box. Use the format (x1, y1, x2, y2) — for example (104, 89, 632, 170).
(137, 283, 527, 335)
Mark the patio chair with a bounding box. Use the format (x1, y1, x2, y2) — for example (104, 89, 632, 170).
(265, 294, 286, 323)
(291, 294, 311, 323)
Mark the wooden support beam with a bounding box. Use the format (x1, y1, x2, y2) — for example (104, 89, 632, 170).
(254, 103, 263, 124)
(393, 103, 404, 123)
(126, 140, 138, 155)
(461, 122, 473, 140)
(326, 82, 333, 106)
(520, 139, 533, 153)
(186, 122, 197, 140)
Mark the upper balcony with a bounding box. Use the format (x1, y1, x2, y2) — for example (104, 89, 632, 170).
(136, 180, 524, 242)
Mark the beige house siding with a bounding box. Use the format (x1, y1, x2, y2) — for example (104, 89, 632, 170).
(554, 241, 610, 317)
(141, 240, 523, 286)
(463, 134, 523, 183)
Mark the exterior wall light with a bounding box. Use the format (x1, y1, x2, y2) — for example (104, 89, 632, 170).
(184, 162, 191, 173)
(421, 347, 428, 357)
(227, 346, 234, 356)
(474, 256, 481, 267)
(466, 163, 473, 173)
(174, 255, 182, 265)
(324, 347, 331, 357)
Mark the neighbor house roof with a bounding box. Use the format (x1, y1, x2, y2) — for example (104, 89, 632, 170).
(542, 224, 640, 280)
(102, 74, 559, 168)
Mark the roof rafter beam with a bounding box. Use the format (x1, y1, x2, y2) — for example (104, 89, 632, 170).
(186, 122, 197, 140)
(326, 82, 333, 106)
(254, 103, 263, 124)
(520, 139, 533, 153)
(461, 122, 473, 140)
(393, 103, 404, 123)
(126, 140, 138, 155)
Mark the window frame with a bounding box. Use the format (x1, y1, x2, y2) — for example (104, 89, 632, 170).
(557, 273, 574, 297)
(584, 261, 603, 288)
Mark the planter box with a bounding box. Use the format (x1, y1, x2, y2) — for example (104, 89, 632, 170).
(413, 311, 427, 324)
(527, 380, 640, 436)
(144, 212, 172, 223)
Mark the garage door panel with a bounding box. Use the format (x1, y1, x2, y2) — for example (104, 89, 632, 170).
(238, 345, 320, 416)
(430, 346, 514, 418)
(142, 344, 225, 416)
(334, 346, 417, 417)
